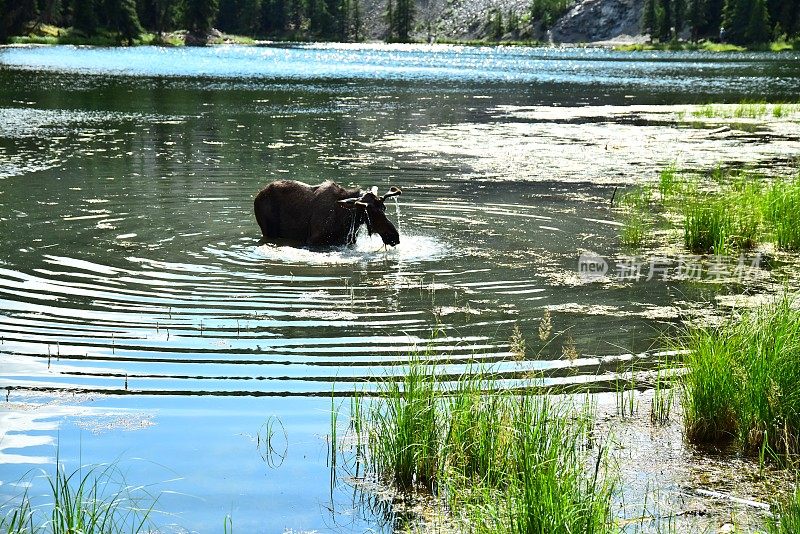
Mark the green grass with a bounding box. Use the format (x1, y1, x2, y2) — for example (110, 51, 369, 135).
(617, 185, 654, 248)
(615, 41, 747, 52)
(682, 176, 763, 254)
(363, 359, 440, 490)
(650, 370, 674, 425)
(680, 296, 800, 460)
(340, 360, 616, 533)
(768, 485, 800, 533)
(658, 163, 679, 200)
(689, 102, 800, 119)
(621, 212, 652, 248)
(0, 459, 156, 533)
(683, 199, 730, 254)
(615, 39, 800, 52)
(763, 176, 800, 250)
(7, 25, 253, 47)
(625, 162, 800, 255)
(431, 38, 545, 46)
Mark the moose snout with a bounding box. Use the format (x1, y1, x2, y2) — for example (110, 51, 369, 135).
(383, 230, 400, 247)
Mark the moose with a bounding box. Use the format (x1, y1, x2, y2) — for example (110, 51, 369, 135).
(254, 180, 403, 247)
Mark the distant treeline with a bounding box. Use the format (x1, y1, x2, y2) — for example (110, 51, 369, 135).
(1, 0, 797, 45)
(643, 0, 799, 44)
(0, 0, 402, 43)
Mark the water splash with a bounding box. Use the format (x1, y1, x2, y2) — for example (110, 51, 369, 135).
(393, 196, 402, 235)
(253, 234, 448, 266)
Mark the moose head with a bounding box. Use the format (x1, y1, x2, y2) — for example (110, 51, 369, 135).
(338, 186, 402, 246)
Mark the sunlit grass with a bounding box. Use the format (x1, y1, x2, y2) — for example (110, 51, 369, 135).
(341, 360, 616, 532)
(680, 296, 800, 460)
(621, 212, 651, 248)
(689, 102, 800, 119)
(7, 25, 253, 47)
(623, 162, 800, 254)
(615, 40, 799, 52)
(0, 459, 156, 534)
(763, 176, 800, 250)
(768, 485, 800, 534)
(618, 185, 654, 248)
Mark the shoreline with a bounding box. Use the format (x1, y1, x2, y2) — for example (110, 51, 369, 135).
(4, 30, 799, 53)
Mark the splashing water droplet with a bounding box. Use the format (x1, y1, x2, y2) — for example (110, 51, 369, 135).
(393, 196, 402, 235)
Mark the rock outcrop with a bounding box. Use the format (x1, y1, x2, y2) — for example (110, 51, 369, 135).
(360, 0, 646, 43)
(550, 0, 645, 43)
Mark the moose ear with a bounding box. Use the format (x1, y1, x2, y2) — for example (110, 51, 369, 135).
(381, 186, 402, 201)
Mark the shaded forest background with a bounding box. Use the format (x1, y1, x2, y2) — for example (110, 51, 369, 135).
(0, 0, 797, 45)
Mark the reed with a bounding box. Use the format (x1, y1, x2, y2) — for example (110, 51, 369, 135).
(683, 199, 729, 254)
(362, 358, 441, 491)
(763, 175, 800, 250)
(680, 296, 800, 459)
(618, 185, 654, 248)
(0, 460, 156, 534)
(650, 369, 674, 425)
(621, 212, 651, 248)
(341, 361, 616, 532)
(768, 486, 800, 534)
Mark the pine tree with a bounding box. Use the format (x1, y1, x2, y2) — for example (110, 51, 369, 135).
(0, 0, 38, 41)
(184, 0, 219, 42)
(392, 0, 413, 41)
(386, 0, 394, 39)
(110, 0, 143, 44)
(745, 0, 771, 41)
(700, 0, 724, 36)
(491, 9, 503, 40)
(307, 0, 333, 36)
(642, 0, 656, 34)
(260, 0, 288, 34)
(687, 0, 705, 40)
(673, 0, 685, 37)
(350, 0, 361, 40)
(722, 0, 750, 42)
(37, 0, 63, 25)
(72, 0, 98, 34)
(655, 0, 672, 39)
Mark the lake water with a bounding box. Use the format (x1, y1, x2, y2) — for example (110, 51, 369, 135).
(1, 44, 799, 532)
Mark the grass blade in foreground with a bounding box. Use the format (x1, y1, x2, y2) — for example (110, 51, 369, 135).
(0, 460, 157, 534)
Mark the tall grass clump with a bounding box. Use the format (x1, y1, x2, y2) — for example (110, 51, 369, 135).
(763, 175, 800, 250)
(768, 485, 800, 534)
(343, 361, 616, 533)
(683, 199, 730, 254)
(683, 173, 763, 253)
(681, 296, 800, 460)
(363, 358, 440, 491)
(0, 460, 156, 534)
(658, 163, 679, 200)
(618, 185, 654, 248)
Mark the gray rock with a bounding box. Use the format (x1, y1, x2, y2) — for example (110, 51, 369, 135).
(550, 0, 644, 42)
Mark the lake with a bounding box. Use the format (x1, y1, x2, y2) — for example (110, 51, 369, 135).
(1, 43, 799, 532)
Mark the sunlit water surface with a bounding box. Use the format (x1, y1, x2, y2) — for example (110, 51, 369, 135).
(1, 44, 799, 532)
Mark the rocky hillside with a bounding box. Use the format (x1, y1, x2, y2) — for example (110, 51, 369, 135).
(362, 0, 645, 43)
(551, 0, 644, 43)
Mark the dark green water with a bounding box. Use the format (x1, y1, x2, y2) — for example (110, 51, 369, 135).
(1, 44, 799, 532)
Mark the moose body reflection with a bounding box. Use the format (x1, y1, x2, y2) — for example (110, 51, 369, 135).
(254, 180, 402, 247)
